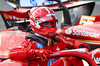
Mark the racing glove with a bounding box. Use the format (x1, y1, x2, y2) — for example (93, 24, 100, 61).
(26, 49, 53, 61)
(34, 49, 53, 61)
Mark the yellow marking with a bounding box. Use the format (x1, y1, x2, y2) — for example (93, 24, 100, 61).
(48, 38, 50, 46)
(14, 0, 16, 2)
(35, 50, 38, 52)
(75, 39, 100, 43)
(7, 0, 9, 2)
(58, 7, 61, 10)
(18, 5, 20, 8)
(61, 57, 67, 66)
(21, 42, 31, 50)
(5, 50, 9, 55)
(46, 4, 48, 6)
(53, 41, 57, 44)
(4, 14, 9, 19)
(60, 36, 74, 45)
(39, 50, 43, 53)
(25, 42, 31, 49)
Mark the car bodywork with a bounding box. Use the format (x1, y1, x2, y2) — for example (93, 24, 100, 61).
(0, 0, 99, 65)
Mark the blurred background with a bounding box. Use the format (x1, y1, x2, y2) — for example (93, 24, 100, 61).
(84, 0, 100, 1)
(0, 0, 100, 30)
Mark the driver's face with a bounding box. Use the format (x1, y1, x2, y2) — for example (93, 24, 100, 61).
(40, 21, 56, 28)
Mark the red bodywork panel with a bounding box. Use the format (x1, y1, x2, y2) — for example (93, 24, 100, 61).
(61, 15, 100, 45)
(0, 9, 29, 21)
(0, 48, 98, 66)
(89, 48, 100, 64)
(0, 29, 29, 58)
(0, 0, 98, 65)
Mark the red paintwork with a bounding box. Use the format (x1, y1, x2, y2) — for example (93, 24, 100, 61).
(0, 29, 29, 58)
(61, 23, 100, 40)
(0, 9, 29, 21)
(60, 14, 100, 64)
(0, 0, 98, 65)
(0, 48, 98, 66)
(89, 48, 100, 64)
(0, 29, 97, 66)
(0, 59, 28, 66)
(92, 15, 100, 23)
(51, 48, 97, 66)
(61, 15, 100, 45)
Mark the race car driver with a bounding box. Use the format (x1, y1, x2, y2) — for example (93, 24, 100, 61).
(9, 7, 90, 66)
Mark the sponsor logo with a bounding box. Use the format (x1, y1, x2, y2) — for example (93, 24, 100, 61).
(7, 39, 15, 50)
(65, 27, 72, 34)
(65, 27, 100, 38)
(16, 32, 28, 37)
(48, 59, 56, 66)
(30, 0, 37, 6)
(92, 49, 100, 62)
(36, 43, 44, 48)
(4, 14, 27, 21)
(46, 0, 53, 4)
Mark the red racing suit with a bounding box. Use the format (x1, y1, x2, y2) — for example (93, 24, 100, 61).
(9, 33, 90, 66)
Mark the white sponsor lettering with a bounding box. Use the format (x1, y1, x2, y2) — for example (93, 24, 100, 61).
(7, 39, 15, 50)
(7, 21, 12, 26)
(16, 32, 27, 37)
(73, 28, 100, 38)
(92, 49, 100, 62)
(8, 15, 27, 21)
(65, 27, 100, 38)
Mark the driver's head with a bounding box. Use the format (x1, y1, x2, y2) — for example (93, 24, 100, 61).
(29, 7, 58, 37)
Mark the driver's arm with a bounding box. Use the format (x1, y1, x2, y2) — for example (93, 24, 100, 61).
(8, 39, 34, 60)
(9, 39, 52, 60)
(58, 34, 90, 50)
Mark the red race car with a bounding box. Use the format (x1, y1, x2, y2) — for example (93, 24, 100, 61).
(0, 0, 99, 66)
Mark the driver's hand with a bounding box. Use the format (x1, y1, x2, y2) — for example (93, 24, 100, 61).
(34, 49, 53, 61)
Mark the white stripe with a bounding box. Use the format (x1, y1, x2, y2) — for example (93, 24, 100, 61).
(61, 58, 66, 66)
(45, 7, 50, 13)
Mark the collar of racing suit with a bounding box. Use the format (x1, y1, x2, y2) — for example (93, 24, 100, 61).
(25, 33, 61, 47)
(35, 33, 61, 42)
